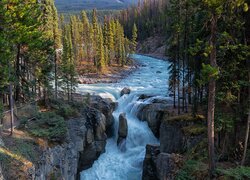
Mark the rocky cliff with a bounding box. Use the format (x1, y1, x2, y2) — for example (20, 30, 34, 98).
(34, 95, 115, 180)
(137, 95, 206, 180)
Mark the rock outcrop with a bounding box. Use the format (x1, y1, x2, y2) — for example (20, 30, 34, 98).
(142, 145, 183, 180)
(34, 95, 115, 180)
(117, 113, 128, 151)
(120, 87, 131, 96)
(160, 114, 205, 153)
(141, 110, 206, 179)
(88, 95, 116, 137)
(137, 97, 169, 137)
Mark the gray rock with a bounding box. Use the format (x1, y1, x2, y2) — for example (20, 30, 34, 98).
(142, 144, 160, 180)
(120, 87, 131, 96)
(34, 95, 115, 180)
(160, 115, 205, 153)
(137, 100, 169, 137)
(118, 113, 128, 138)
(88, 95, 115, 137)
(117, 113, 128, 148)
(160, 121, 184, 153)
(142, 144, 183, 180)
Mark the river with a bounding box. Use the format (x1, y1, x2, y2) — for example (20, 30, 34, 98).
(77, 54, 170, 180)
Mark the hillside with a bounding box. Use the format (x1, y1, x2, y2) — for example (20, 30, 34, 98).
(55, 0, 138, 12)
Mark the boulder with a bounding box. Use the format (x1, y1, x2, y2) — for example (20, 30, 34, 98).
(142, 144, 183, 180)
(117, 113, 128, 149)
(137, 98, 169, 137)
(138, 94, 153, 100)
(120, 87, 131, 96)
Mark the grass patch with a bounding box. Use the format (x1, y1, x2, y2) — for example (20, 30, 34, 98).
(166, 114, 205, 123)
(182, 125, 206, 136)
(217, 166, 250, 179)
(0, 138, 40, 179)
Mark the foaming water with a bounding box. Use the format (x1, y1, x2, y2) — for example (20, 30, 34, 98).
(78, 55, 170, 180)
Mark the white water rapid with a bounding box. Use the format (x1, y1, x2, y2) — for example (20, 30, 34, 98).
(77, 54, 170, 180)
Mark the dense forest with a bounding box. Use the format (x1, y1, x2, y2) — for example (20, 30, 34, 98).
(120, 0, 250, 178)
(54, 0, 138, 13)
(0, 0, 136, 117)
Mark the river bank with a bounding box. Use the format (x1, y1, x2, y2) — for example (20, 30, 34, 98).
(78, 59, 140, 84)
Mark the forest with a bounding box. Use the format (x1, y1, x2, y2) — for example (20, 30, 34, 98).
(0, 0, 250, 179)
(119, 0, 250, 178)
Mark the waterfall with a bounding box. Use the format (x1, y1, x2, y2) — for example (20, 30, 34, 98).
(78, 55, 169, 180)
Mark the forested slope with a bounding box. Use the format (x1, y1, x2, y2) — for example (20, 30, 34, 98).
(120, 0, 250, 178)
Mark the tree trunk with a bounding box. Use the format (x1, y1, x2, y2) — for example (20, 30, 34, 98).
(54, 52, 58, 99)
(9, 83, 14, 135)
(241, 62, 250, 165)
(207, 13, 217, 177)
(15, 44, 21, 102)
(177, 34, 180, 115)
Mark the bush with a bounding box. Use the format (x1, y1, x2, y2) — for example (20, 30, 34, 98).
(176, 160, 208, 180)
(25, 112, 67, 142)
(217, 166, 250, 179)
(50, 99, 80, 118)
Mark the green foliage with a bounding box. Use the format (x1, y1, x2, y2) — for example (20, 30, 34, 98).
(217, 166, 250, 179)
(182, 125, 206, 136)
(131, 23, 138, 54)
(23, 112, 67, 142)
(215, 112, 235, 133)
(176, 160, 208, 180)
(198, 63, 219, 85)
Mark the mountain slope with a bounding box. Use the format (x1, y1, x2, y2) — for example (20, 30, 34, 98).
(55, 0, 138, 12)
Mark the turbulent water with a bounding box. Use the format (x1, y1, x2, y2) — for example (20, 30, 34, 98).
(77, 54, 170, 180)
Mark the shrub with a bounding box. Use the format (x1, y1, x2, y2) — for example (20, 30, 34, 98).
(217, 166, 250, 179)
(25, 112, 67, 142)
(176, 160, 208, 180)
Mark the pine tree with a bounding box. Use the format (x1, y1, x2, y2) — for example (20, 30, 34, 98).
(96, 26, 105, 71)
(131, 23, 138, 54)
(61, 24, 77, 101)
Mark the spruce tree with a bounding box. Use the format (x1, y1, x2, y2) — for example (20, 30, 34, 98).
(131, 23, 138, 54)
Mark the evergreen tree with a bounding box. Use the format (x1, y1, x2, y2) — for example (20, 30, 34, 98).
(131, 23, 138, 54)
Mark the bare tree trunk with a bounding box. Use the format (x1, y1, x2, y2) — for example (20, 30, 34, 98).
(207, 13, 217, 177)
(15, 44, 21, 102)
(241, 63, 250, 165)
(9, 84, 14, 135)
(54, 52, 58, 99)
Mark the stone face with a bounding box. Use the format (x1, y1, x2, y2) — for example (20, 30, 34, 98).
(137, 98, 169, 137)
(89, 95, 115, 137)
(120, 87, 131, 96)
(142, 145, 183, 180)
(160, 115, 205, 154)
(118, 113, 128, 138)
(142, 145, 160, 180)
(34, 95, 115, 180)
(160, 122, 184, 153)
(117, 113, 128, 148)
(78, 107, 108, 170)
